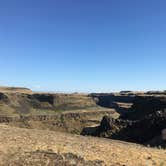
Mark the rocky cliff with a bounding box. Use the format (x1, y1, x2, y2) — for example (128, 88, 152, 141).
(0, 91, 97, 115)
(82, 94, 166, 147)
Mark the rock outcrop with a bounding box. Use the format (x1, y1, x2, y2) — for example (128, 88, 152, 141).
(121, 95, 166, 120)
(0, 109, 116, 134)
(82, 110, 166, 147)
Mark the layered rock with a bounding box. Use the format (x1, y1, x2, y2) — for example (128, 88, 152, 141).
(0, 92, 97, 114)
(82, 110, 166, 147)
(122, 95, 166, 120)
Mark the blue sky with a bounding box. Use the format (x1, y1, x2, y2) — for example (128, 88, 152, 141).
(0, 0, 166, 92)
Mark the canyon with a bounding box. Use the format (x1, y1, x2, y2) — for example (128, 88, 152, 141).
(0, 87, 166, 165)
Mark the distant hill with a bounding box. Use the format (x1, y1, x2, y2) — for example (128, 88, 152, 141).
(0, 86, 32, 94)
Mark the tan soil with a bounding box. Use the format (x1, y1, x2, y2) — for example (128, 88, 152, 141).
(0, 125, 166, 166)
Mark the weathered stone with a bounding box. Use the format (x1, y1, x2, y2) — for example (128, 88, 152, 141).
(162, 129, 166, 141)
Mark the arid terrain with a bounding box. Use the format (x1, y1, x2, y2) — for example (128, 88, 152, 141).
(0, 87, 166, 165)
(0, 124, 166, 166)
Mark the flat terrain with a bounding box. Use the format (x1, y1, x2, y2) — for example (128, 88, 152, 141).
(0, 125, 166, 166)
(0, 86, 32, 94)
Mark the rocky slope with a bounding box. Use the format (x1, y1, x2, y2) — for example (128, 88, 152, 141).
(0, 88, 120, 134)
(122, 95, 166, 120)
(0, 87, 138, 116)
(0, 91, 97, 115)
(0, 124, 166, 166)
(91, 93, 134, 114)
(82, 94, 166, 148)
(1, 108, 117, 134)
(82, 111, 166, 147)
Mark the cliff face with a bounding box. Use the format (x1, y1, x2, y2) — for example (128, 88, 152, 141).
(91, 93, 135, 108)
(2, 87, 166, 146)
(0, 92, 97, 115)
(90, 93, 135, 115)
(92, 93, 166, 120)
(122, 95, 166, 120)
(0, 88, 144, 116)
(0, 109, 116, 134)
(82, 94, 166, 147)
(0, 88, 120, 134)
(1, 87, 166, 117)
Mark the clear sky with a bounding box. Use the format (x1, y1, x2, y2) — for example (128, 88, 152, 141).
(0, 0, 166, 92)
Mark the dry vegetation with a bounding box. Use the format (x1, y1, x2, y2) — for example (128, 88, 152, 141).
(0, 124, 166, 166)
(0, 86, 32, 94)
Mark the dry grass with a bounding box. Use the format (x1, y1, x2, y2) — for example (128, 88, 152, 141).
(0, 124, 166, 165)
(0, 86, 32, 94)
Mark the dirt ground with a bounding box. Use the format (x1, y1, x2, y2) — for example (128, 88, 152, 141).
(0, 124, 166, 166)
